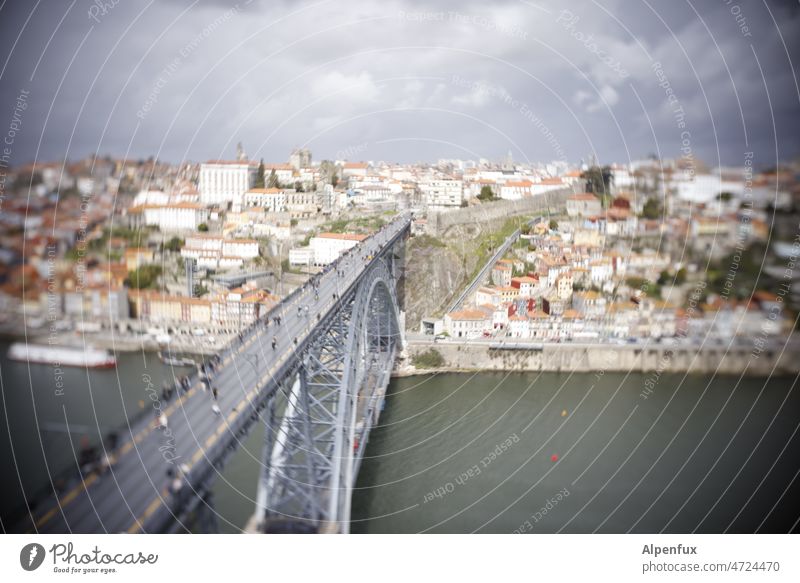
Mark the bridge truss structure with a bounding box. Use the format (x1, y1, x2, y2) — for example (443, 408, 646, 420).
(255, 252, 403, 533)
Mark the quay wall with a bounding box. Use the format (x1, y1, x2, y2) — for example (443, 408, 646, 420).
(400, 340, 799, 377)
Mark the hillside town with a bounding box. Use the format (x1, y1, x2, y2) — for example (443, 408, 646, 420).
(0, 145, 798, 354)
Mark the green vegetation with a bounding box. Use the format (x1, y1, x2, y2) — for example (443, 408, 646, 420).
(126, 264, 162, 289)
(412, 348, 445, 369)
(477, 185, 497, 202)
(89, 226, 150, 250)
(465, 217, 528, 284)
(327, 219, 349, 233)
(353, 215, 386, 230)
(706, 242, 769, 299)
(290, 218, 299, 227)
(319, 160, 339, 187)
(549, 219, 558, 230)
(254, 160, 266, 188)
(641, 197, 662, 220)
(581, 165, 613, 207)
(197, 223, 209, 232)
(716, 191, 733, 202)
(658, 268, 687, 286)
(163, 236, 183, 252)
(267, 169, 279, 188)
(410, 234, 446, 249)
(626, 276, 661, 299)
(281, 258, 303, 275)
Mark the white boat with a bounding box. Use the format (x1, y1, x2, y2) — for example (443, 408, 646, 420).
(6, 343, 116, 369)
(157, 351, 196, 367)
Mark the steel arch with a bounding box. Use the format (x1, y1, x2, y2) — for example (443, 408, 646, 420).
(255, 255, 403, 533)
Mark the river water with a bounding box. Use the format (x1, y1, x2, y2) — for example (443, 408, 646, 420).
(2, 344, 799, 533)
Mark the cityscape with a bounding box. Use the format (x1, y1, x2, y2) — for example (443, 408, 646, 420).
(0, 1, 799, 576)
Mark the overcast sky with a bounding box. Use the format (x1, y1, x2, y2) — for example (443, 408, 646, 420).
(1, 0, 798, 169)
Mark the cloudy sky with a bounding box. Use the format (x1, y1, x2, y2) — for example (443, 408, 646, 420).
(1, 0, 798, 168)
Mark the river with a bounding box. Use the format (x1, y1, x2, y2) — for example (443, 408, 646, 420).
(2, 344, 798, 532)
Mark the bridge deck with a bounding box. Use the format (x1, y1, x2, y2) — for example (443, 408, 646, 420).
(22, 216, 409, 534)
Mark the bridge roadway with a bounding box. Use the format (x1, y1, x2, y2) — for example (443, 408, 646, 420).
(26, 215, 410, 534)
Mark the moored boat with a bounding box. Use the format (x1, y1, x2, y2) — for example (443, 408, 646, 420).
(157, 351, 196, 367)
(6, 343, 117, 369)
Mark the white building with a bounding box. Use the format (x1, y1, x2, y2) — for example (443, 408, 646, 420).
(243, 188, 286, 212)
(444, 309, 489, 339)
(199, 161, 257, 206)
(130, 203, 209, 232)
(264, 163, 295, 185)
(288, 247, 315, 268)
(309, 232, 366, 265)
(566, 193, 602, 217)
(420, 179, 463, 209)
(499, 180, 533, 200)
(181, 236, 259, 269)
(341, 162, 369, 177)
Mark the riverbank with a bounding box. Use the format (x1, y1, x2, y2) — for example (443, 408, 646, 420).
(396, 338, 800, 377)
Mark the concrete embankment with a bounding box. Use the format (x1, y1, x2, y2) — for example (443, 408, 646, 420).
(397, 340, 800, 377)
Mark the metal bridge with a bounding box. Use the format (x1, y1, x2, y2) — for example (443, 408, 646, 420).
(24, 215, 410, 534)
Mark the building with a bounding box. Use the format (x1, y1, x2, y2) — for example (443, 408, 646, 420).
(199, 161, 257, 206)
(128, 203, 209, 232)
(555, 271, 573, 300)
(476, 286, 501, 306)
(243, 188, 286, 212)
(341, 162, 369, 177)
(444, 309, 489, 338)
(211, 287, 270, 330)
(309, 232, 367, 265)
(124, 248, 155, 271)
(499, 180, 533, 200)
(491, 263, 512, 287)
(264, 163, 295, 186)
(510, 275, 537, 297)
(130, 290, 212, 326)
(288, 247, 315, 268)
(180, 235, 259, 269)
(420, 179, 464, 209)
(566, 193, 602, 217)
(62, 286, 130, 323)
(286, 190, 318, 218)
(573, 291, 607, 318)
(289, 148, 312, 170)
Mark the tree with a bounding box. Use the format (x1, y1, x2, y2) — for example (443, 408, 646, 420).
(674, 267, 687, 285)
(411, 348, 445, 369)
(581, 165, 613, 207)
(549, 219, 558, 230)
(198, 223, 209, 232)
(294, 181, 304, 192)
(267, 169, 279, 188)
(163, 237, 183, 252)
(254, 160, 266, 188)
(641, 197, 662, 219)
(716, 191, 733, 202)
(477, 185, 496, 201)
(319, 160, 338, 187)
(126, 265, 162, 289)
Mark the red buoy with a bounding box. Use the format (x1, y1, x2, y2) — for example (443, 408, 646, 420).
(551, 454, 559, 462)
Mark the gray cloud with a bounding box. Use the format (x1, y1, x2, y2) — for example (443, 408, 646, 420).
(0, 0, 797, 167)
